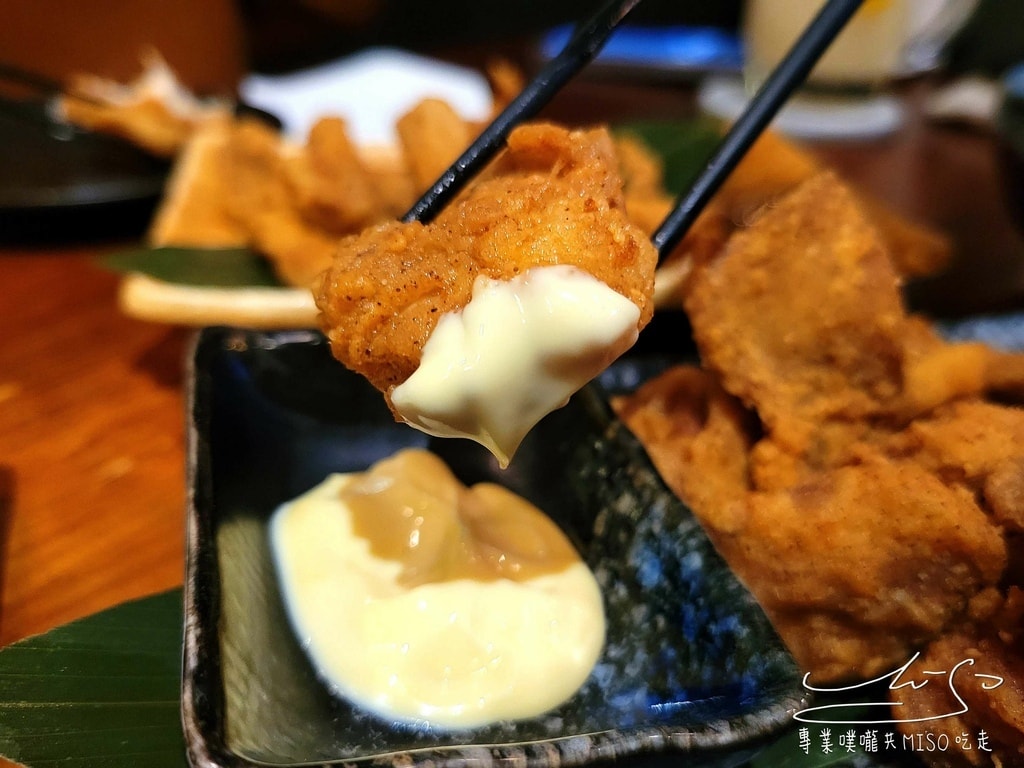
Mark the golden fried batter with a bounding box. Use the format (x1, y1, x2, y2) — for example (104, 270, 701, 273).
(148, 114, 250, 247)
(151, 115, 405, 288)
(58, 53, 228, 157)
(984, 457, 1024, 533)
(283, 116, 390, 234)
(615, 171, 1024, 692)
(395, 98, 474, 191)
(612, 366, 755, 514)
(220, 120, 340, 288)
(713, 130, 951, 279)
(684, 172, 907, 456)
(615, 371, 1007, 683)
(893, 400, 1024, 491)
(892, 588, 1024, 767)
(717, 457, 1004, 682)
(315, 122, 658, 397)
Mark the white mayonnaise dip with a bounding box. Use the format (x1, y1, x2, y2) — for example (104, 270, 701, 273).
(390, 264, 640, 467)
(270, 466, 606, 730)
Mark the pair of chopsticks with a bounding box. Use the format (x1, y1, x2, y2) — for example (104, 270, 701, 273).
(403, 0, 866, 263)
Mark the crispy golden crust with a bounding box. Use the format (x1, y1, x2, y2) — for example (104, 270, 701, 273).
(713, 129, 952, 279)
(615, 371, 1007, 683)
(218, 120, 340, 289)
(315, 122, 658, 395)
(612, 365, 754, 514)
(396, 98, 473, 192)
(892, 400, 1024, 485)
(283, 116, 389, 234)
(616, 172, 1024, 691)
(150, 115, 411, 289)
(148, 115, 250, 247)
(718, 457, 1004, 683)
(892, 589, 1024, 767)
(684, 172, 907, 455)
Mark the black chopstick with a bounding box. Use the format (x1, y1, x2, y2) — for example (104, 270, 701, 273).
(0, 61, 65, 99)
(651, 0, 865, 262)
(402, 0, 642, 225)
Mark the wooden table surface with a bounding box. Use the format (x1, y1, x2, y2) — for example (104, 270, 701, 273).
(2, 74, 1024, 651)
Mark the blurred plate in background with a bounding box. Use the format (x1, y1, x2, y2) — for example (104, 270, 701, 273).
(0, 101, 168, 243)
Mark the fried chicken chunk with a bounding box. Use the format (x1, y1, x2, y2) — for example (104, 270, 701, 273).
(611, 366, 754, 515)
(716, 457, 1004, 683)
(685, 172, 907, 456)
(315, 122, 658, 396)
(893, 588, 1024, 767)
(616, 368, 1006, 682)
(713, 130, 951, 279)
(151, 115, 406, 288)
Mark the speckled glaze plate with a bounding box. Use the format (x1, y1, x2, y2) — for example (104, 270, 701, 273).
(182, 323, 805, 768)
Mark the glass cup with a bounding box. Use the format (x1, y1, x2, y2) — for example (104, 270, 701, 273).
(744, 0, 909, 93)
(734, 0, 977, 140)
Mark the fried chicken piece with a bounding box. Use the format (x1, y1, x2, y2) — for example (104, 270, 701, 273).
(315, 122, 658, 396)
(57, 52, 228, 157)
(746, 418, 895, 491)
(890, 314, 1024, 419)
(222, 119, 339, 288)
(395, 98, 474, 192)
(892, 588, 1024, 767)
(684, 172, 907, 456)
(615, 168, 1023, 689)
(724, 456, 1004, 683)
(985, 458, 1024, 533)
(892, 400, 1024, 491)
(612, 365, 755, 513)
(283, 116, 390, 234)
(615, 369, 1006, 683)
(148, 114, 250, 247)
(149, 113, 409, 286)
(713, 130, 951, 279)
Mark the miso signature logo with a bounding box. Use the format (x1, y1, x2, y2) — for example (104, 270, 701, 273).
(794, 653, 1004, 725)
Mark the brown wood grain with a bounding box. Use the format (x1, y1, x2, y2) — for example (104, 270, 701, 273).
(0, 250, 188, 646)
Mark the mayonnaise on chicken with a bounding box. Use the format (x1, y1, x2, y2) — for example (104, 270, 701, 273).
(270, 449, 605, 729)
(390, 264, 640, 467)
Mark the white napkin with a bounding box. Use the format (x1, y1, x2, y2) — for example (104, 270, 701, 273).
(239, 47, 493, 146)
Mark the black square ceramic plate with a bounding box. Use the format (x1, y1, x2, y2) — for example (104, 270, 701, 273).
(182, 325, 805, 768)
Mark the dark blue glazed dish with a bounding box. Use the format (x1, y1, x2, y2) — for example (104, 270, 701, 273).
(182, 324, 805, 768)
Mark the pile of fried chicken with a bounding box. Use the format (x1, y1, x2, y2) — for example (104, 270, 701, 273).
(58, 55, 671, 291)
(614, 152, 1024, 765)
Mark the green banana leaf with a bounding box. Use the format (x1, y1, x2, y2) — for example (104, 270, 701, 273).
(102, 247, 280, 288)
(0, 590, 187, 768)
